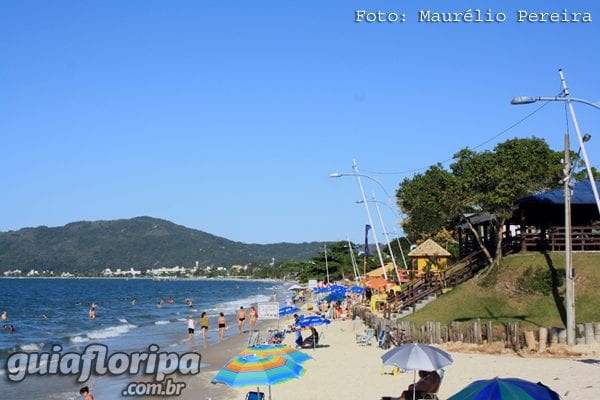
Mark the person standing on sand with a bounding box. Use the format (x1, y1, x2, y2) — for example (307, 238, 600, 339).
(186, 315, 195, 336)
(237, 306, 246, 334)
(200, 311, 209, 342)
(249, 306, 258, 332)
(218, 312, 226, 341)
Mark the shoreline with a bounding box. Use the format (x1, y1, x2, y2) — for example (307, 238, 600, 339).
(140, 318, 282, 400)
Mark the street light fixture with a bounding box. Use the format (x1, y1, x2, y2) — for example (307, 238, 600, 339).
(356, 195, 402, 284)
(511, 69, 600, 346)
(330, 160, 388, 279)
(356, 199, 409, 271)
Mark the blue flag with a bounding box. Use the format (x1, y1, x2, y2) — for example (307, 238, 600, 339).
(364, 224, 371, 256)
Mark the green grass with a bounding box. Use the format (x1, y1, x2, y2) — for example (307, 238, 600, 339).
(403, 252, 600, 329)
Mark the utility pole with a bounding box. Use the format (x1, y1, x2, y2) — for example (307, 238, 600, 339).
(564, 132, 576, 346)
(324, 244, 330, 285)
(353, 159, 387, 279)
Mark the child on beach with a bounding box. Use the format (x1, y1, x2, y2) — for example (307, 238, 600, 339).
(79, 386, 94, 400)
(218, 312, 226, 341)
(186, 316, 195, 336)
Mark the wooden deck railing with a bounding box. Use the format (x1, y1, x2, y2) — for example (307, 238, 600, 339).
(521, 225, 600, 252)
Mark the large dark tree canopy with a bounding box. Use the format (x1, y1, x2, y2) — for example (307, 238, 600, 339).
(396, 137, 563, 266)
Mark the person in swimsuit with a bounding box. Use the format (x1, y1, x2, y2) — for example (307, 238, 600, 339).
(217, 312, 226, 341)
(79, 386, 94, 400)
(249, 306, 258, 332)
(186, 316, 195, 336)
(237, 306, 246, 334)
(200, 312, 209, 343)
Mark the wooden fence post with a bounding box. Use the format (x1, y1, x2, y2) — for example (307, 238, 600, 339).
(538, 327, 547, 352)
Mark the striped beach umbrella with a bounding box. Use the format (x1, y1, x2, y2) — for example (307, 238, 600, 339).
(212, 354, 305, 400)
(448, 377, 560, 400)
(240, 344, 312, 365)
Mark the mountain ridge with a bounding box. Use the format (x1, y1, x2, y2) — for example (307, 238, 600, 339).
(0, 216, 325, 273)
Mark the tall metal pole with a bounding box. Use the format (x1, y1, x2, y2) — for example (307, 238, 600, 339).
(353, 159, 387, 279)
(347, 235, 360, 282)
(559, 69, 600, 215)
(324, 244, 330, 285)
(372, 194, 402, 284)
(564, 132, 576, 346)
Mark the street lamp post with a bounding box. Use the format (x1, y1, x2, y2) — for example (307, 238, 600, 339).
(371, 194, 401, 283)
(330, 160, 388, 279)
(357, 198, 411, 270)
(511, 69, 600, 346)
(356, 198, 405, 284)
(323, 244, 330, 285)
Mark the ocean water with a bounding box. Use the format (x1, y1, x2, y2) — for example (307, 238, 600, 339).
(0, 278, 287, 399)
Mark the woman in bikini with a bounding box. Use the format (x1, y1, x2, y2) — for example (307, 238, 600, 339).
(249, 306, 258, 332)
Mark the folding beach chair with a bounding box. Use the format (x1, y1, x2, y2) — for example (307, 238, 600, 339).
(417, 369, 445, 400)
(356, 328, 374, 346)
(245, 391, 265, 400)
(377, 329, 386, 348)
(248, 331, 260, 347)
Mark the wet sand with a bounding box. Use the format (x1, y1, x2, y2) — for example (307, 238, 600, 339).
(144, 319, 282, 400)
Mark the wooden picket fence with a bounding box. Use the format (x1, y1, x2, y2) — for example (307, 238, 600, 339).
(354, 305, 600, 350)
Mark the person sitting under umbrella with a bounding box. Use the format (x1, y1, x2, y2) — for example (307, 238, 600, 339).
(399, 370, 441, 400)
(302, 326, 319, 348)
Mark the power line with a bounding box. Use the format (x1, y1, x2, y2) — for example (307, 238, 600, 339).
(362, 97, 557, 176)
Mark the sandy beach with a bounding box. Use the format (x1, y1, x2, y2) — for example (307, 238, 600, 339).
(183, 318, 600, 400)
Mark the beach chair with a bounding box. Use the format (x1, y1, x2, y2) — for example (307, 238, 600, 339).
(417, 369, 444, 400)
(248, 331, 260, 347)
(268, 328, 286, 344)
(377, 329, 386, 348)
(245, 391, 265, 400)
(355, 328, 374, 346)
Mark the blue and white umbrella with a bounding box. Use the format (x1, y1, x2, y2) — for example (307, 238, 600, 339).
(296, 315, 331, 328)
(350, 286, 364, 294)
(382, 343, 453, 400)
(278, 306, 300, 317)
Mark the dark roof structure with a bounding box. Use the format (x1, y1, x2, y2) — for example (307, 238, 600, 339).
(514, 181, 600, 227)
(517, 181, 600, 205)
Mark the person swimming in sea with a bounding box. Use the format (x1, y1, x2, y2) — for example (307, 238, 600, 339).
(1, 311, 7, 321)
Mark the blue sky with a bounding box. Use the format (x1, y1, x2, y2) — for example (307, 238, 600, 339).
(1, 0, 599, 245)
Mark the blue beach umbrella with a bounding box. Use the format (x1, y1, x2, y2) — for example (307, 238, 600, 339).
(278, 306, 300, 317)
(350, 286, 364, 294)
(325, 293, 345, 303)
(328, 285, 347, 293)
(295, 315, 331, 328)
(448, 377, 561, 400)
(313, 287, 330, 294)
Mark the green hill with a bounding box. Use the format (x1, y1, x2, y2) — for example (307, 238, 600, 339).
(404, 252, 600, 328)
(0, 216, 325, 273)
